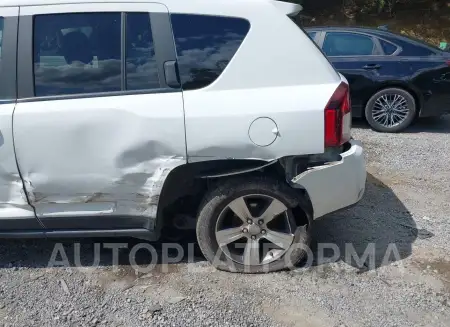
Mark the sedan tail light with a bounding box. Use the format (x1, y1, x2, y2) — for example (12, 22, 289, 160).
(324, 82, 351, 148)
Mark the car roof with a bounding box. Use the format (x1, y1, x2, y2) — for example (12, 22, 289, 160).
(305, 25, 393, 36)
(5, 0, 166, 5)
(305, 25, 443, 52)
(0, 0, 272, 6)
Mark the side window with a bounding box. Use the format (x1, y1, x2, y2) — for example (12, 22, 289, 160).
(322, 32, 375, 56)
(379, 39, 399, 55)
(307, 31, 316, 40)
(170, 14, 250, 91)
(34, 13, 122, 96)
(125, 13, 159, 90)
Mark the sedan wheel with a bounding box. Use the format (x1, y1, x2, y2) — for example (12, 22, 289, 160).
(196, 178, 312, 273)
(365, 88, 416, 133)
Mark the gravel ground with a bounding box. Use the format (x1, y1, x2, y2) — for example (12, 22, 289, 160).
(1, 116, 450, 327)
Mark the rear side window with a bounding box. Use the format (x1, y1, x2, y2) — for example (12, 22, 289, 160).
(379, 39, 398, 55)
(323, 32, 375, 56)
(307, 31, 316, 40)
(33, 12, 160, 97)
(170, 14, 250, 91)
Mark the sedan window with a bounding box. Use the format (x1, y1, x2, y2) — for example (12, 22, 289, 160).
(307, 31, 316, 40)
(322, 32, 375, 56)
(379, 39, 399, 55)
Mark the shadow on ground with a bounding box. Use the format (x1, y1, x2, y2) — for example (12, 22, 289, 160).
(310, 173, 422, 272)
(353, 115, 450, 134)
(0, 234, 204, 270)
(0, 174, 422, 273)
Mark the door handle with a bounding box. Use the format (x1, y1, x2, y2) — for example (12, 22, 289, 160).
(363, 64, 381, 70)
(164, 60, 181, 88)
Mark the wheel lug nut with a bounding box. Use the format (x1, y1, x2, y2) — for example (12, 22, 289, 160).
(261, 230, 266, 234)
(258, 220, 264, 225)
(251, 235, 257, 240)
(247, 219, 253, 224)
(242, 228, 248, 233)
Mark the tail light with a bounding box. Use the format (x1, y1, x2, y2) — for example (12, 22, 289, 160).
(324, 82, 351, 147)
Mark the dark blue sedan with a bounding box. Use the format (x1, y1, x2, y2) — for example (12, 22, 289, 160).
(305, 26, 450, 132)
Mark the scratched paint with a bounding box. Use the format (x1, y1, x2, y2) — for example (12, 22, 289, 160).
(0, 0, 366, 235)
(0, 103, 36, 220)
(12, 92, 187, 226)
(289, 140, 366, 219)
(27, 157, 185, 221)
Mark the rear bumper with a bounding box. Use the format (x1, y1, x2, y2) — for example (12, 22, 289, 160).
(290, 140, 366, 219)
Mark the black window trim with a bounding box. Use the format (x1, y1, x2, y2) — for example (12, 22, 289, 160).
(0, 16, 18, 101)
(150, 11, 178, 90)
(17, 11, 180, 102)
(321, 30, 383, 57)
(121, 12, 127, 91)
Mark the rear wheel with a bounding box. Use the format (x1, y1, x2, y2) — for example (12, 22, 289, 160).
(196, 177, 311, 273)
(365, 88, 416, 133)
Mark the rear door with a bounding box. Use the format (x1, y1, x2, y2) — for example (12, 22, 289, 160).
(321, 31, 380, 113)
(0, 7, 41, 231)
(13, 3, 186, 230)
(320, 31, 407, 116)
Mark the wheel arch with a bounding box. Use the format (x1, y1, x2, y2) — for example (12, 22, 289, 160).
(155, 158, 313, 234)
(155, 159, 279, 229)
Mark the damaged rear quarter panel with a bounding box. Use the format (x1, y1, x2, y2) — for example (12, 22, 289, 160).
(12, 93, 187, 228)
(183, 85, 335, 161)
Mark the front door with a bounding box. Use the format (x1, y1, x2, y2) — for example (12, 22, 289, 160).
(12, 3, 186, 230)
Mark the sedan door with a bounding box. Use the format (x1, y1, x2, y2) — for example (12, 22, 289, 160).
(12, 3, 186, 231)
(320, 31, 407, 117)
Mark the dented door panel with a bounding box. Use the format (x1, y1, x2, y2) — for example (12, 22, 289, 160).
(0, 103, 38, 229)
(0, 7, 40, 230)
(12, 3, 186, 230)
(13, 94, 186, 229)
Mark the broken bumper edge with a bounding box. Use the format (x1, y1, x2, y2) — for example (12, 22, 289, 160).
(291, 139, 366, 219)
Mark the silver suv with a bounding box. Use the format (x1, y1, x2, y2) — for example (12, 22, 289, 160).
(0, 0, 366, 273)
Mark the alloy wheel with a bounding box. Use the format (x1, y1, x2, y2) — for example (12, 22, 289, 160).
(215, 194, 296, 266)
(372, 93, 409, 128)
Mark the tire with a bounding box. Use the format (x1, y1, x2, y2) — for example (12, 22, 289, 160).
(196, 177, 312, 273)
(365, 87, 416, 133)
